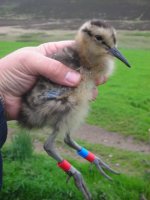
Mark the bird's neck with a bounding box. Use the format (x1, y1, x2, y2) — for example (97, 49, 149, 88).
(77, 46, 103, 73)
(76, 45, 114, 80)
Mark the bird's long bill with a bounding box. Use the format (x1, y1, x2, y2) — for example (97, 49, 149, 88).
(109, 47, 131, 68)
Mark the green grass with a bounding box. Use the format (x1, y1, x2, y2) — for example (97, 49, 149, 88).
(0, 41, 39, 57)
(0, 32, 150, 199)
(16, 31, 75, 43)
(0, 41, 149, 141)
(87, 49, 150, 141)
(79, 141, 150, 176)
(0, 151, 150, 200)
(117, 31, 150, 50)
(1, 135, 150, 200)
(7, 130, 33, 161)
(125, 31, 150, 37)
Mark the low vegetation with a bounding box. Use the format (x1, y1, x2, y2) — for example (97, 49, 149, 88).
(1, 40, 149, 141)
(1, 151, 150, 200)
(88, 49, 150, 141)
(0, 31, 150, 199)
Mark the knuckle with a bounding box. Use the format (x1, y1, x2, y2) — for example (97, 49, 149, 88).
(48, 61, 66, 78)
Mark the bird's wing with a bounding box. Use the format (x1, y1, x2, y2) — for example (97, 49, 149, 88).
(51, 45, 81, 71)
(40, 87, 72, 101)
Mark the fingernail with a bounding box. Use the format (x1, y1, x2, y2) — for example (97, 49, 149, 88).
(65, 71, 81, 85)
(99, 76, 107, 85)
(100, 76, 105, 84)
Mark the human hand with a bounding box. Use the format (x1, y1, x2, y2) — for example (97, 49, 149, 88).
(91, 76, 107, 101)
(0, 41, 81, 120)
(0, 41, 107, 120)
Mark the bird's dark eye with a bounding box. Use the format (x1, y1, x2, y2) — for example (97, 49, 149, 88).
(95, 35, 103, 41)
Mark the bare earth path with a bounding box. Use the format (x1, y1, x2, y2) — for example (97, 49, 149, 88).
(26, 123, 150, 154)
(8, 123, 150, 153)
(74, 124, 150, 153)
(8, 124, 150, 153)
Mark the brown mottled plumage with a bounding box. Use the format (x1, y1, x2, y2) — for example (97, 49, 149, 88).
(18, 20, 131, 200)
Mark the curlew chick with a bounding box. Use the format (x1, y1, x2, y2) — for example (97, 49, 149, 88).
(18, 20, 131, 200)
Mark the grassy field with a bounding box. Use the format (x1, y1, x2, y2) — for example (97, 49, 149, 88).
(88, 48, 150, 141)
(0, 150, 150, 200)
(0, 40, 149, 141)
(1, 131, 150, 200)
(0, 33, 150, 200)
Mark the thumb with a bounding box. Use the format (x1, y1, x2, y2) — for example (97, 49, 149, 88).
(23, 51, 81, 86)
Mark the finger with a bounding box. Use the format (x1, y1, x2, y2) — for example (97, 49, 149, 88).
(23, 52, 81, 86)
(95, 76, 107, 86)
(37, 41, 75, 56)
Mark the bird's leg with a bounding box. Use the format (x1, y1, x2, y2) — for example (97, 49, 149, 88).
(44, 130, 65, 162)
(43, 131, 92, 200)
(64, 133, 119, 180)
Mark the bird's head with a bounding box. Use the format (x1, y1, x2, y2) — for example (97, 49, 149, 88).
(76, 20, 131, 68)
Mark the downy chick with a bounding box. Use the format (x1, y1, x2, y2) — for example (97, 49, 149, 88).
(19, 20, 131, 200)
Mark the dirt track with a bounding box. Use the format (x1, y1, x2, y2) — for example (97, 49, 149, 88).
(75, 124, 150, 153)
(8, 123, 150, 154)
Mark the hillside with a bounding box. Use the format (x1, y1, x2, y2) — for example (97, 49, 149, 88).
(0, 0, 150, 30)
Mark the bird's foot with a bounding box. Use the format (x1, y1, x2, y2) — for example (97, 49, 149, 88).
(58, 160, 92, 200)
(77, 147, 119, 180)
(93, 156, 119, 180)
(67, 166, 92, 200)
